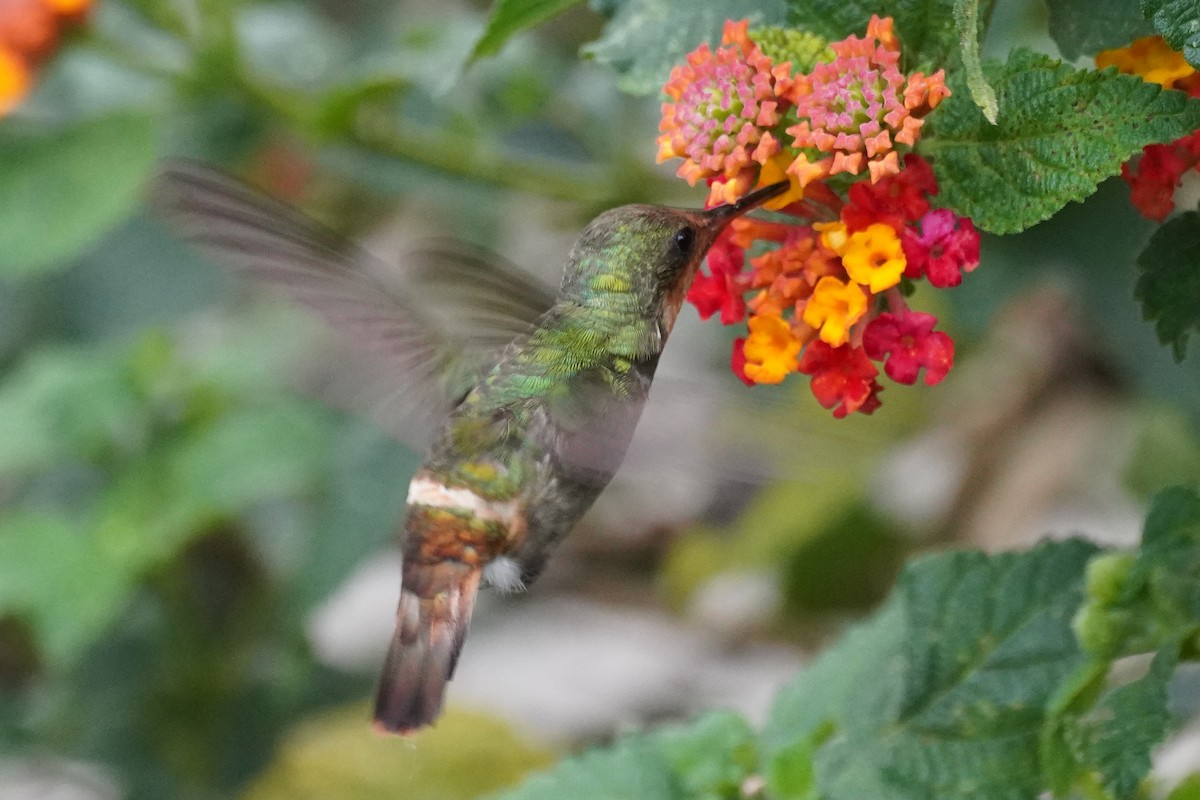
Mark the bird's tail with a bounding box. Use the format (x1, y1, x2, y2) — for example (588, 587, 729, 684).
(373, 560, 481, 735)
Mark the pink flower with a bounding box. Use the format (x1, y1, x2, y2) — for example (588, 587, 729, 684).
(901, 208, 980, 288)
(862, 311, 954, 385)
(658, 20, 790, 195)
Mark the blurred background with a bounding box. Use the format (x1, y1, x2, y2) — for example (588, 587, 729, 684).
(2, 0, 1200, 798)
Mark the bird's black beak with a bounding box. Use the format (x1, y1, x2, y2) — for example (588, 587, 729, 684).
(700, 181, 790, 230)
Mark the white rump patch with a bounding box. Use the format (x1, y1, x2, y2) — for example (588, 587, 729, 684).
(407, 476, 521, 527)
(483, 556, 526, 592)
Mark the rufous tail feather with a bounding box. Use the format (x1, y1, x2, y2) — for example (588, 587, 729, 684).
(373, 561, 480, 734)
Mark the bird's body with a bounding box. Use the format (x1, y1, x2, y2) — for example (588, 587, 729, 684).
(156, 165, 786, 735)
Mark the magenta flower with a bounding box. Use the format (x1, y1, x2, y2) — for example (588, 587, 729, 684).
(901, 208, 981, 288)
(862, 310, 954, 385)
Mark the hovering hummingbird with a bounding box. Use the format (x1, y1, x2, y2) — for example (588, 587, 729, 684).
(155, 163, 787, 734)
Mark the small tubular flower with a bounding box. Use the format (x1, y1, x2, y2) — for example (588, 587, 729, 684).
(797, 341, 882, 417)
(740, 313, 802, 384)
(802, 276, 867, 346)
(862, 311, 954, 385)
(1122, 132, 1200, 221)
(901, 208, 980, 287)
(841, 223, 905, 292)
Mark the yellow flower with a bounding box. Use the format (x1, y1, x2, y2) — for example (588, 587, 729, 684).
(841, 223, 906, 292)
(1096, 36, 1195, 89)
(802, 277, 867, 346)
(741, 313, 801, 384)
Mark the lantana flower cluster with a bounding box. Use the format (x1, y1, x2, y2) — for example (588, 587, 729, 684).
(1097, 36, 1200, 221)
(0, 0, 93, 116)
(658, 17, 979, 418)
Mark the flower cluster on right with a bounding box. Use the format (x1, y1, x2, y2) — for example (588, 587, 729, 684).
(658, 17, 980, 417)
(0, 0, 92, 116)
(1098, 35, 1200, 221)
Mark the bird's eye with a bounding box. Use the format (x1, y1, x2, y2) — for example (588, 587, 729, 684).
(673, 226, 695, 255)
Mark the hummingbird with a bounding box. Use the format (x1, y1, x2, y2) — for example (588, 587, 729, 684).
(155, 163, 787, 735)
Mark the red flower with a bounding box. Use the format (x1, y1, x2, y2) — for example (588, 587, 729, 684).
(863, 311, 954, 385)
(1122, 132, 1200, 221)
(730, 337, 754, 386)
(901, 208, 980, 288)
(796, 340, 882, 417)
(687, 229, 748, 323)
(841, 153, 937, 232)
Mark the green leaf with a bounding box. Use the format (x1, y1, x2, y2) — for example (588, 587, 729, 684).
(472, 0, 585, 59)
(1047, 0, 1156, 60)
(490, 733, 681, 800)
(1062, 649, 1178, 799)
(584, 0, 787, 94)
(784, 540, 1097, 800)
(784, 0, 989, 72)
(0, 113, 160, 277)
(954, 0, 997, 123)
(654, 711, 757, 800)
(1135, 208, 1200, 360)
(924, 50, 1200, 234)
(1143, 0, 1200, 69)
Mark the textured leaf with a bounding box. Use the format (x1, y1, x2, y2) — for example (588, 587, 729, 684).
(784, 0, 988, 71)
(1135, 208, 1200, 360)
(491, 733, 681, 800)
(583, 0, 787, 94)
(0, 113, 159, 277)
(924, 49, 1200, 234)
(1143, 0, 1200, 69)
(1047, 0, 1156, 60)
(472, 0, 585, 59)
(805, 540, 1097, 800)
(1062, 649, 1178, 799)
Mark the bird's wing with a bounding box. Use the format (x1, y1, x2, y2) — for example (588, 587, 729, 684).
(153, 160, 556, 446)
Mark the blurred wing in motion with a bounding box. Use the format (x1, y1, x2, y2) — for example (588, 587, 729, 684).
(153, 161, 557, 445)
